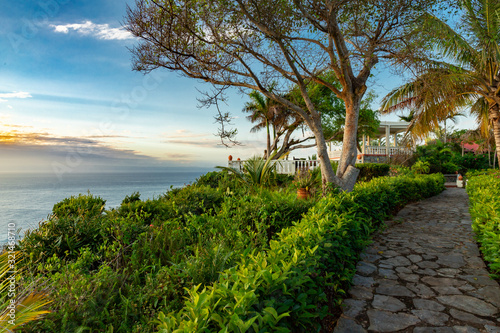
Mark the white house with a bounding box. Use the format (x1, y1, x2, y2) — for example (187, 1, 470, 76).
(329, 121, 413, 163)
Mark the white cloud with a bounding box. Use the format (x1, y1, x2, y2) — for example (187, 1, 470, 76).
(7, 105, 13, 109)
(0, 91, 32, 100)
(50, 20, 134, 40)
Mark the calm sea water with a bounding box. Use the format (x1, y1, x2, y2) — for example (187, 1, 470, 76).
(0, 171, 209, 242)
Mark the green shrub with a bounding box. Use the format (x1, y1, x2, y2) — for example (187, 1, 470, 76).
(157, 174, 445, 332)
(466, 170, 500, 278)
(18, 181, 317, 332)
(411, 160, 430, 174)
(441, 161, 459, 174)
(452, 153, 490, 173)
(20, 194, 109, 264)
(323, 162, 389, 183)
(52, 193, 106, 219)
(122, 191, 141, 204)
(194, 170, 224, 188)
(117, 185, 224, 224)
(357, 163, 390, 181)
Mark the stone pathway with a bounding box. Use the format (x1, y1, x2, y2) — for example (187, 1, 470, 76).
(334, 188, 500, 333)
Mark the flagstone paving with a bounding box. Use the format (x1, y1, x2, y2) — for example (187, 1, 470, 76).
(334, 188, 500, 333)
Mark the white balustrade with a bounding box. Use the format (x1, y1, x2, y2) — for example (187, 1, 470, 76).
(227, 159, 320, 175)
(363, 146, 413, 156)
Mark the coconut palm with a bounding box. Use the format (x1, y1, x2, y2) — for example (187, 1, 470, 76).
(380, 0, 500, 158)
(243, 91, 314, 159)
(243, 91, 277, 159)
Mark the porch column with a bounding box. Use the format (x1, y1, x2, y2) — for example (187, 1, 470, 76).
(386, 125, 390, 156)
(362, 134, 366, 154)
(394, 133, 398, 148)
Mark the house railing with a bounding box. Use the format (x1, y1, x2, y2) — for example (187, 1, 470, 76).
(228, 159, 320, 175)
(365, 146, 414, 155)
(329, 146, 414, 160)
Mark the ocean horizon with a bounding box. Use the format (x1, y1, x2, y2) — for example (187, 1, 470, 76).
(0, 170, 212, 243)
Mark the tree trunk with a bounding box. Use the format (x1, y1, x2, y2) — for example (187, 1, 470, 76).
(336, 95, 361, 191)
(266, 120, 271, 159)
(305, 114, 339, 192)
(491, 104, 500, 161)
(493, 117, 500, 162)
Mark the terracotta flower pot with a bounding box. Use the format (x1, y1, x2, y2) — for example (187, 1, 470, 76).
(297, 188, 310, 200)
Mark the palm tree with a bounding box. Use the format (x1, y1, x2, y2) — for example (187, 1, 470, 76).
(243, 91, 276, 159)
(380, 0, 500, 158)
(243, 91, 314, 159)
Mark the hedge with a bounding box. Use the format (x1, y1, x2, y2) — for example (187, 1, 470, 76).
(157, 173, 445, 332)
(466, 169, 500, 278)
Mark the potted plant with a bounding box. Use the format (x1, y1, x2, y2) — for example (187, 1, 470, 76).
(294, 169, 316, 199)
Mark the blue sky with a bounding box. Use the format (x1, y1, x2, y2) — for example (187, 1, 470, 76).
(0, 1, 477, 174)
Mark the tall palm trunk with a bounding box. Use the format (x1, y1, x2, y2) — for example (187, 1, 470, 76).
(265, 120, 271, 159)
(491, 104, 500, 160)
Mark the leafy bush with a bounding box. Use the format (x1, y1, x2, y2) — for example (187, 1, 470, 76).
(466, 170, 500, 278)
(415, 141, 454, 174)
(414, 140, 491, 174)
(389, 165, 412, 177)
(441, 161, 459, 174)
(157, 174, 445, 332)
(411, 160, 430, 174)
(17, 180, 316, 332)
(117, 185, 224, 224)
(193, 170, 242, 191)
(357, 163, 390, 181)
(323, 162, 389, 183)
(452, 153, 490, 173)
(21, 194, 109, 264)
(122, 191, 141, 204)
(52, 193, 106, 219)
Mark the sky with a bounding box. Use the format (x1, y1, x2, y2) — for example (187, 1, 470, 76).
(0, 0, 478, 174)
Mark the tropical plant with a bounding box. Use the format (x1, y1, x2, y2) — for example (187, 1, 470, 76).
(243, 91, 277, 159)
(0, 251, 51, 331)
(381, 0, 500, 159)
(217, 155, 278, 188)
(294, 169, 318, 190)
(243, 90, 314, 160)
(411, 160, 431, 174)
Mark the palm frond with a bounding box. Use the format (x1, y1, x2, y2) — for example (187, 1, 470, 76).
(420, 12, 480, 70)
(0, 252, 51, 332)
(0, 293, 52, 331)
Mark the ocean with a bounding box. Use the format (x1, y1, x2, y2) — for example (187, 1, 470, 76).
(0, 171, 210, 243)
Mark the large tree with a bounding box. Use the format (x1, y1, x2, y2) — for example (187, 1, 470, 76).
(126, 0, 443, 191)
(381, 0, 500, 159)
